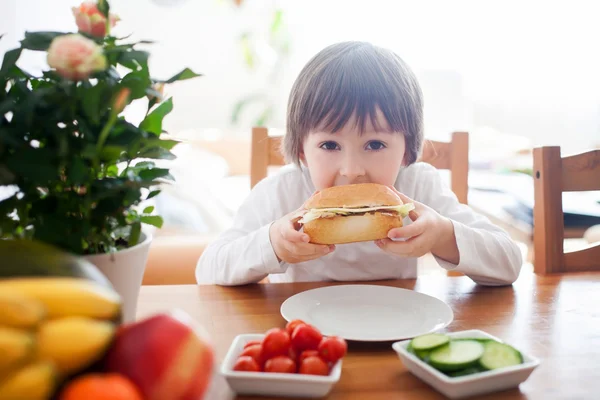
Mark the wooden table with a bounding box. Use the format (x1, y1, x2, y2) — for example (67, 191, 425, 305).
(137, 272, 600, 399)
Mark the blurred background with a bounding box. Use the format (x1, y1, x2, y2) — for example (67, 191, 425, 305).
(2, 0, 599, 278)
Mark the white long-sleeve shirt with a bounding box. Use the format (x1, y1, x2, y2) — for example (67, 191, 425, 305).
(196, 163, 523, 286)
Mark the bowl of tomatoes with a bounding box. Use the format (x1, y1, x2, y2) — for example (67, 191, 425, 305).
(220, 320, 347, 398)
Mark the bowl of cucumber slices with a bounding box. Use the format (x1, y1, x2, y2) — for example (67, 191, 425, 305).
(392, 329, 540, 399)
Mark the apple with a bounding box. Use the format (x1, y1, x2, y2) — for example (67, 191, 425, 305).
(104, 309, 214, 400)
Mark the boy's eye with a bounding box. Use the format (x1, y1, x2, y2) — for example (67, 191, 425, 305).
(366, 141, 386, 151)
(319, 141, 340, 151)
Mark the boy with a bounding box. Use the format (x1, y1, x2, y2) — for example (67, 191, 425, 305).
(196, 41, 522, 286)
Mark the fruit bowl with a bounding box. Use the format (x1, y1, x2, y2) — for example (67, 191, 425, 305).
(392, 329, 540, 399)
(221, 334, 342, 398)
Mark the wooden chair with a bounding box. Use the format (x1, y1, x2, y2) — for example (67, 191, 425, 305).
(251, 127, 469, 204)
(533, 146, 600, 274)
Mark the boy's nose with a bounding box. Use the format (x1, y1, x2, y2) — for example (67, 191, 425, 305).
(339, 158, 366, 183)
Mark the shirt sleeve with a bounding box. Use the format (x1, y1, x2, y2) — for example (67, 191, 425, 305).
(195, 177, 289, 286)
(414, 165, 523, 286)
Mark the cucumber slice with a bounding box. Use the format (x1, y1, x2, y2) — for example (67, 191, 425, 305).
(479, 341, 523, 370)
(445, 365, 486, 377)
(428, 340, 485, 372)
(411, 333, 450, 351)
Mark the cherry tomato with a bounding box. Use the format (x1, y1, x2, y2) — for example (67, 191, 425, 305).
(264, 356, 296, 373)
(299, 356, 329, 376)
(288, 346, 298, 362)
(233, 356, 260, 372)
(240, 344, 263, 366)
(298, 349, 320, 364)
(318, 336, 347, 363)
(285, 319, 306, 336)
(243, 340, 262, 349)
(261, 328, 291, 359)
(291, 324, 323, 351)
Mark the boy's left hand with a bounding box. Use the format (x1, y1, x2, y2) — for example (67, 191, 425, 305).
(375, 192, 459, 264)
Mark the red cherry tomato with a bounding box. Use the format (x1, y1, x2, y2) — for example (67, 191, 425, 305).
(240, 344, 263, 366)
(264, 356, 296, 373)
(262, 328, 291, 360)
(288, 346, 298, 362)
(299, 356, 329, 376)
(233, 356, 260, 372)
(298, 350, 320, 364)
(285, 319, 306, 336)
(243, 340, 262, 349)
(291, 324, 323, 351)
(318, 336, 347, 363)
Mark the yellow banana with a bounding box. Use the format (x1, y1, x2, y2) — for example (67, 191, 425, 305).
(0, 360, 56, 400)
(0, 277, 121, 320)
(37, 316, 115, 375)
(0, 289, 46, 329)
(0, 326, 35, 377)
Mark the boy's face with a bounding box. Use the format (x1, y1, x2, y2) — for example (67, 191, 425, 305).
(300, 111, 406, 190)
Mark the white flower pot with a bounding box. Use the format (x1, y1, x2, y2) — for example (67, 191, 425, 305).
(83, 232, 152, 323)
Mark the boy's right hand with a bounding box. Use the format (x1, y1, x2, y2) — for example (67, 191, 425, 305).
(269, 209, 335, 264)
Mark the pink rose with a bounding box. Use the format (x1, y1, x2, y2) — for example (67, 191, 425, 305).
(47, 34, 107, 80)
(72, 1, 120, 38)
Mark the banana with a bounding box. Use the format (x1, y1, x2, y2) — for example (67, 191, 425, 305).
(0, 277, 121, 320)
(0, 326, 35, 377)
(0, 289, 46, 329)
(0, 360, 57, 400)
(37, 316, 115, 375)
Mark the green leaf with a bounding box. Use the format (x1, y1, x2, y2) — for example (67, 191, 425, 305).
(5, 148, 57, 183)
(164, 68, 202, 84)
(138, 147, 176, 160)
(0, 48, 22, 77)
(81, 82, 108, 124)
(105, 164, 119, 177)
(145, 138, 179, 150)
(143, 206, 154, 214)
(120, 70, 151, 99)
(118, 50, 149, 71)
(98, 0, 110, 19)
(146, 189, 161, 200)
(20, 32, 65, 51)
(139, 97, 173, 135)
(270, 9, 284, 34)
(67, 157, 88, 184)
(139, 167, 170, 181)
(140, 215, 163, 228)
(129, 221, 141, 246)
(100, 145, 125, 162)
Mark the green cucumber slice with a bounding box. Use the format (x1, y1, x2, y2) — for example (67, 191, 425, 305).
(445, 365, 486, 377)
(428, 340, 485, 372)
(479, 341, 523, 370)
(411, 333, 450, 351)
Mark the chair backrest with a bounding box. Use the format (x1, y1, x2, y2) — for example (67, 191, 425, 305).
(250, 127, 469, 204)
(533, 146, 600, 274)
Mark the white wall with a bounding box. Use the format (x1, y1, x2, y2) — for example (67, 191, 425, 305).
(2, 0, 599, 156)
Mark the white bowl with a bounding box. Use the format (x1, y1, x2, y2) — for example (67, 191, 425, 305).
(220, 333, 342, 398)
(392, 329, 540, 399)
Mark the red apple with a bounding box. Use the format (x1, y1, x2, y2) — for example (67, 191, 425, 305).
(104, 309, 214, 400)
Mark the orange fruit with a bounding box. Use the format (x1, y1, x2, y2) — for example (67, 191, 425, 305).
(59, 373, 142, 400)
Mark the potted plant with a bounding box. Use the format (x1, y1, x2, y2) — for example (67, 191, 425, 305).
(0, 0, 201, 321)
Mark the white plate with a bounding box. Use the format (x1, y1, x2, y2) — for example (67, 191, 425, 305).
(280, 284, 453, 342)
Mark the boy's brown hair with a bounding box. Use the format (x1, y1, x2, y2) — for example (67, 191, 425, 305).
(284, 41, 424, 166)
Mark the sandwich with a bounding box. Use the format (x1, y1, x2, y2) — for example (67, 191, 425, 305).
(298, 183, 415, 245)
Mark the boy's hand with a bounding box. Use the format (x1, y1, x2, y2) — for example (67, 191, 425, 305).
(375, 191, 459, 265)
(269, 209, 335, 264)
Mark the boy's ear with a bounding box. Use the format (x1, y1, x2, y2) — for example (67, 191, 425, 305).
(299, 151, 306, 165)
